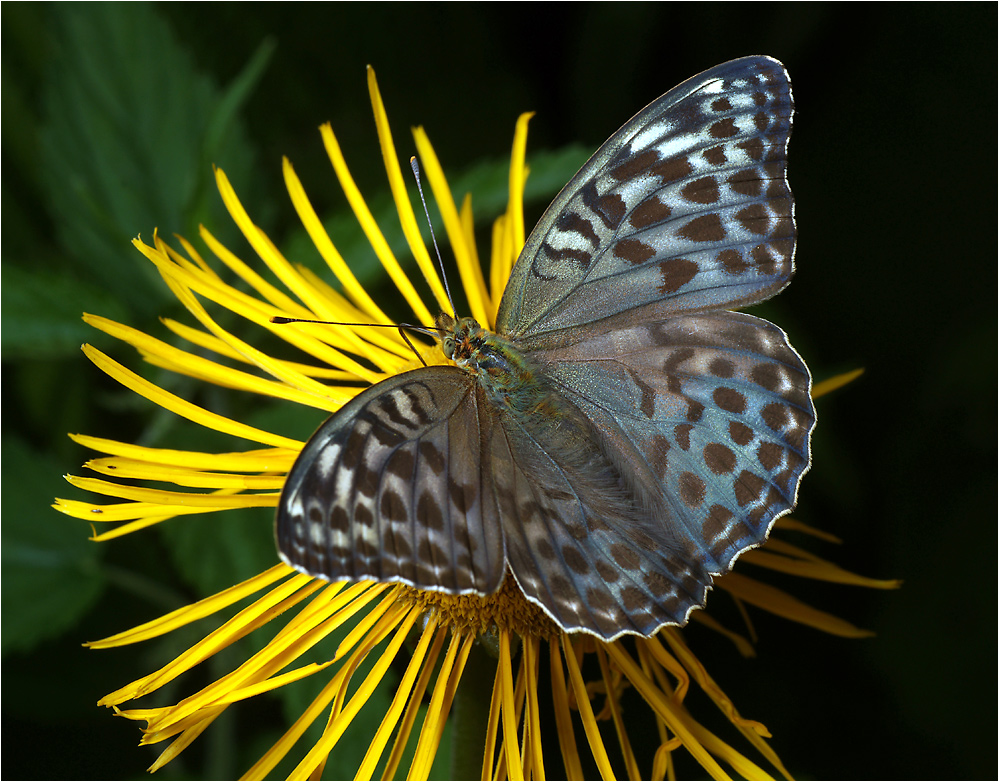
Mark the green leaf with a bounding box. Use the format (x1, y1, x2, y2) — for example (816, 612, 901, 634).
(1, 436, 105, 655)
(157, 504, 278, 602)
(0, 262, 130, 359)
(37, 4, 263, 313)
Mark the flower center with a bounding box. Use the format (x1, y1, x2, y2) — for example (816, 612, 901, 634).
(396, 574, 558, 640)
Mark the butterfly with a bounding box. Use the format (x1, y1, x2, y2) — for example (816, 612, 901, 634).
(276, 56, 815, 641)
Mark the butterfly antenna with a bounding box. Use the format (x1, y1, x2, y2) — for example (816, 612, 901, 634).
(269, 317, 437, 367)
(410, 156, 456, 317)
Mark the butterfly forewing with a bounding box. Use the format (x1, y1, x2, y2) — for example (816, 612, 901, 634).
(277, 369, 505, 595)
(276, 56, 813, 640)
(498, 56, 794, 342)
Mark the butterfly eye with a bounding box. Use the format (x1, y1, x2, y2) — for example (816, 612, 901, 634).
(441, 336, 456, 359)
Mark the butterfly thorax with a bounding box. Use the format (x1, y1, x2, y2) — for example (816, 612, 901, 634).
(436, 313, 646, 533)
(436, 313, 546, 416)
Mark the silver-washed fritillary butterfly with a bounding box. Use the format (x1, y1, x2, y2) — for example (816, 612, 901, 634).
(276, 56, 815, 640)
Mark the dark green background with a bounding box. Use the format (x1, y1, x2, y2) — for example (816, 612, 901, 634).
(3, 3, 994, 779)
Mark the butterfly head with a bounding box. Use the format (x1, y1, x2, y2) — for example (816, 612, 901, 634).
(435, 313, 484, 368)
(433, 312, 538, 405)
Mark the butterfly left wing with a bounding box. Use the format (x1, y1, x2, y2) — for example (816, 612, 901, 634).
(497, 55, 794, 343)
(532, 310, 814, 576)
(276, 367, 506, 595)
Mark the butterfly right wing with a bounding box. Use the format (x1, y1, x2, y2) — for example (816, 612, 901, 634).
(497, 55, 794, 343)
(276, 368, 506, 596)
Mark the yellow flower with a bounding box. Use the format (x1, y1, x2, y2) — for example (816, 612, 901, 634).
(56, 66, 899, 779)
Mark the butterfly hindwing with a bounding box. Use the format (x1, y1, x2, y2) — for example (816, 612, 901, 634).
(276, 369, 506, 595)
(471, 388, 708, 639)
(498, 55, 794, 343)
(535, 311, 814, 574)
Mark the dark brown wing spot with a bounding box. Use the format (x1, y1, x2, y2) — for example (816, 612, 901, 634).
(650, 155, 693, 185)
(541, 240, 592, 270)
(536, 537, 556, 562)
(729, 420, 755, 446)
(380, 489, 409, 522)
(585, 586, 616, 612)
(355, 464, 379, 498)
(761, 402, 790, 432)
(681, 176, 720, 205)
(385, 527, 412, 559)
(418, 441, 445, 474)
(562, 545, 591, 576)
(734, 470, 766, 506)
(582, 182, 626, 229)
(341, 429, 365, 470)
(702, 504, 734, 540)
(595, 559, 620, 584)
(709, 117, 738, 139)
(643, 570, 673, 598)
(751, 362, 782, 392)
(556, 210, 599, 246)
(621, 586, 647, 611)
(709, 358, 735, 378)
(713, 387, 747, 414)
(703, 146, 727, 166)
(614, 238, 655, 265)
(630, 195, 672, 229)
(416, 490, 444, 530)
(628, 368, 657, 419)
(354, 502, 375, 528)
(449, 480, 472, 514)
(770, 237, 793, 262)
(751, 244, 778, 275)
(678, 213, 725, 243)
(648, 434, 671, 479)
(609, 148, 659, 181)
(385, 449, 415, 480)
(679, 471, 706, 507)
(664, 347, 696, 372)
(330, 504, 349, 531)
(727, 169, 763, 197)
(757, 442, 784, 471)
(718, 248, 748, 275)
(737, 137, 765, 161)
(610, 544, 640, 571)
(658, 258, 698, 294)
(704, 442, 737, 475)
(686, 399, 705, 423)
(736, 203, 770, 236)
